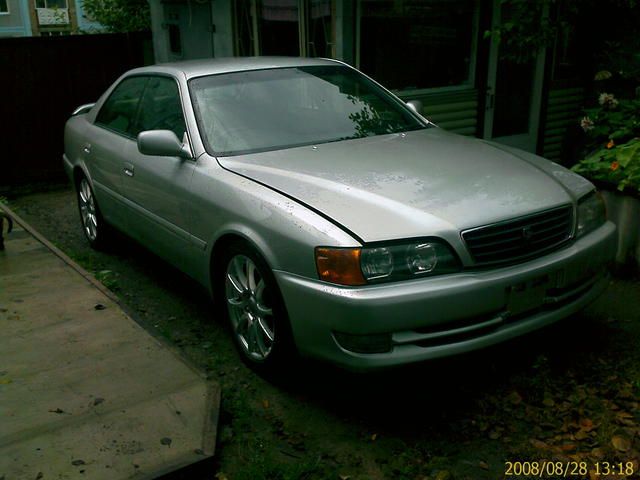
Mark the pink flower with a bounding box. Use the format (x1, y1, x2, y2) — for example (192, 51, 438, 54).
(580, 116, 594, 132)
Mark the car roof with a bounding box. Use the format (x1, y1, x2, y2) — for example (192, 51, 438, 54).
(126, 56, 344, 80)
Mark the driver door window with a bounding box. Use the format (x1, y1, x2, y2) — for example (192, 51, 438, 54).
(134, 77, 187, 140)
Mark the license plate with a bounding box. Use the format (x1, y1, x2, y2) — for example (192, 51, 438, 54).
(507, 275, 549, 316)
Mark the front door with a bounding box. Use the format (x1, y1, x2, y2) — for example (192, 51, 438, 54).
(119, 76, 197, 271)
(483, 0, 547, 153)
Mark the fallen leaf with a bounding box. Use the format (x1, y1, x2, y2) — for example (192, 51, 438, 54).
(215, 473, 229, 480)
(488, 430, 502, 440)
(262, 399, 270, 409)
(478, 461, 490, 470)
(611, 435, 631, 452)
(370, 433, 377, 441)
(618, 389, 634, 399)
(574, 430, 590, 440)
(507, 391, 522, 405)
(542, 398, 555, 407)
(434, 470, 451, 480)
(339, 475, 351, 480)
(590, 447, 605, 459)
(580, 418, 595, 431)
(530, 439, 549, 450)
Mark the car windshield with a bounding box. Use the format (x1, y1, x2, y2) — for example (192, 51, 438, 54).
(188, 65, 428, 156)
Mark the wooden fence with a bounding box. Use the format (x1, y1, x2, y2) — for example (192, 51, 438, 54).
(0, 32, 152, 186)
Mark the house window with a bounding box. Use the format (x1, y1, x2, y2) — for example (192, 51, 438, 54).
(0, 0, 9, 14)
(357, 0, 477, 92)
(234, 0, 334, 57)
(36, 0, 68, 8)
(307, 0, 332, 57)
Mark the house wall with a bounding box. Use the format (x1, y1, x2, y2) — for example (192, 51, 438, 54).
(398, 89, 479, 137)
(148, 0, 592, 153)
(149, 1, 219, 63)
(0, 0, 105, 37)
(0, 0, 31, 37)
(541, 84, 585, 161)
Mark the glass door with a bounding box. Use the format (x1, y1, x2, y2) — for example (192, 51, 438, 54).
(483, 0, 546, 152)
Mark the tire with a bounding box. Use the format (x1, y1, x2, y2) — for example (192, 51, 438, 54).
(217, 240, 296, 374)
(76, 175, 109, 249)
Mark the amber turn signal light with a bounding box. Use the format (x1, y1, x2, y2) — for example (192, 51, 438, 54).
(315, 247, 366, 286)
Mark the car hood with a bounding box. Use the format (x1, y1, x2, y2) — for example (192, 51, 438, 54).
(218, 128, 592, 243)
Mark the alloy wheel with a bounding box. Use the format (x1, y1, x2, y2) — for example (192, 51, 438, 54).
(225, 254, 275, 361)
(79, 178, 98, 242)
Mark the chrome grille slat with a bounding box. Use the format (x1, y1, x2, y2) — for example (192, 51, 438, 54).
(462, 205, 573, 265)
(465, 210, 571, 241)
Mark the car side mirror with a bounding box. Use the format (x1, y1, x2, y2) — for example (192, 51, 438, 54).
(137, 130, 192, 159)
(406, 100, 424, 115)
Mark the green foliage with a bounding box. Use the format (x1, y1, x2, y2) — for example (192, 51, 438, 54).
(81, 0, 150, 33)
(572, 93, 640, 193)
(483, 0, 565, 64)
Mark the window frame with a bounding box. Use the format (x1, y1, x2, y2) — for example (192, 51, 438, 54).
(134, 75, 189, 141)
(94, 73, 194, 158)
(187, 64, 429, 158)
(355, 0, 481, 95)
(0, 0, 9, 15)
(35, 0, 69, 9)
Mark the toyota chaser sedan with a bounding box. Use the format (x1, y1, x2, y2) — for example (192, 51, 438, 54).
(64, 57, 617, 372)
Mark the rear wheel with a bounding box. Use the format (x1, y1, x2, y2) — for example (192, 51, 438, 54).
(219, 241, 295, 372)
(77, 176, 108, 249)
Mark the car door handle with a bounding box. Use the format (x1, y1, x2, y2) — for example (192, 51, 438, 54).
(123, 163, 135, 177)
(83, 144, 92, 154)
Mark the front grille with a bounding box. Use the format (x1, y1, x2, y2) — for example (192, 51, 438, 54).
(462, 205, 573, 265)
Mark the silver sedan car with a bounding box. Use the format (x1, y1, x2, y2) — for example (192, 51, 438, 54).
(64, 57, 617, 372)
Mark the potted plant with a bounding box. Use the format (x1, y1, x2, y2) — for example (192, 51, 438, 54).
(572, 88, 640, 268)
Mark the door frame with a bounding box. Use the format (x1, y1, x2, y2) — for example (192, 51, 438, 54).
(483, 0, 548, 153)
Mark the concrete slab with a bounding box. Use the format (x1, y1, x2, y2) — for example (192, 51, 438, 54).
(0, 205, 219, 480)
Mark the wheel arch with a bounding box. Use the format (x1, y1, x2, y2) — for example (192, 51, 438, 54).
(72, 165, 91, 190)
(208, 227, 280, 298)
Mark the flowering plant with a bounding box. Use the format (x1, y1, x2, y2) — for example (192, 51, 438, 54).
(572, 90, 640, 193)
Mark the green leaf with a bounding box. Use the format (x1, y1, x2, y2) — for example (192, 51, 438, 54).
(616, 140, 640, 167)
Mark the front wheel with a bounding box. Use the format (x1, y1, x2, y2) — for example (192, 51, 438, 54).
(219, 242, 296, 373)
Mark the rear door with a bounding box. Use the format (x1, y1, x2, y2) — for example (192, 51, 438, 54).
(87, 76, 148, 229)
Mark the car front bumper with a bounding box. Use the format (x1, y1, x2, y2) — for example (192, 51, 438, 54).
(275, 221, 617, 370)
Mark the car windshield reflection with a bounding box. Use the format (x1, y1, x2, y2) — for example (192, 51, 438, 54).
(189, 65, 428, 156)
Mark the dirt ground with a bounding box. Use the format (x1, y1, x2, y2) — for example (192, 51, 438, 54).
(7, 185, 640, 480)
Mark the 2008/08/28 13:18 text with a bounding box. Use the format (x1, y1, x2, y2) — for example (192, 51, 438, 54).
(505, 460, 636, 477)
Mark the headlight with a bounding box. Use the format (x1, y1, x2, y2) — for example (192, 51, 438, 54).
(315, 240, 460, 286)
(576, 191, 606, 238)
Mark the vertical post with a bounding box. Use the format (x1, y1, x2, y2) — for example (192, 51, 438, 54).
(251, 0, 259, 55)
